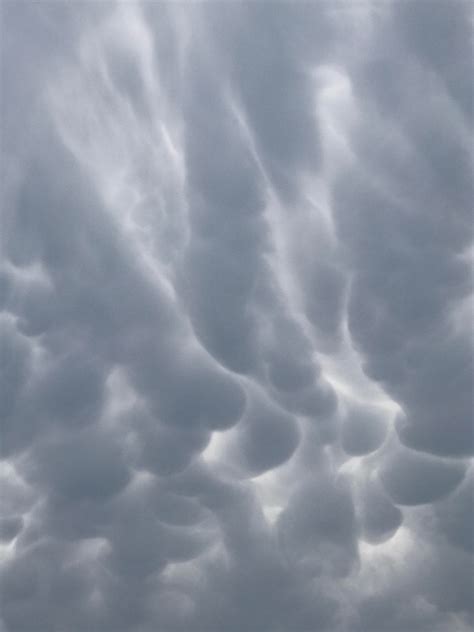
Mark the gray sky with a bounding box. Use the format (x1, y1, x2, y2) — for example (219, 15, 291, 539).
(1, 1, 473, 631)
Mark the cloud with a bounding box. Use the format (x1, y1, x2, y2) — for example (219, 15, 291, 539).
(1, 1, 472, 631)
(340, 400, 389, 456)
(378, 444, 467, 506)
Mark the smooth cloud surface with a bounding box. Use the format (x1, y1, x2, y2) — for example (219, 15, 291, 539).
(1, 2, 473, 631)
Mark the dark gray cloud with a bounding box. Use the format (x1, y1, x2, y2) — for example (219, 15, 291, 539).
(1, 1, 472, 631)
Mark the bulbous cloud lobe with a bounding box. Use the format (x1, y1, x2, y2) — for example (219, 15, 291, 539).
(1, 1, 472, 631)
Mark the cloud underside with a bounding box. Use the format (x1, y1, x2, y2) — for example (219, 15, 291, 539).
(1, 2, 472, 631)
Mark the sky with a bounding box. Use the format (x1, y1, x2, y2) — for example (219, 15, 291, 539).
(0, 1, 473, 631)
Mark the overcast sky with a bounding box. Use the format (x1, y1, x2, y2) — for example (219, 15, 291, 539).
(1, 1, 473, 631)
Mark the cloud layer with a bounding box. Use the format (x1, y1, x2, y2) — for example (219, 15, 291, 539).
(1, 2, 472, 631)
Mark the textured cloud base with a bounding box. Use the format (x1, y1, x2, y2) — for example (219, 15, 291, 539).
(1, 2, 473, 631)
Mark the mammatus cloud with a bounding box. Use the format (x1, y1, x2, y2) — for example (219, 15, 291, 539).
(1, 1, 472, 631)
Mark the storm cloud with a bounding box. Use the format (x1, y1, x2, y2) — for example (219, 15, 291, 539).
(1, 1, 472, 631)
